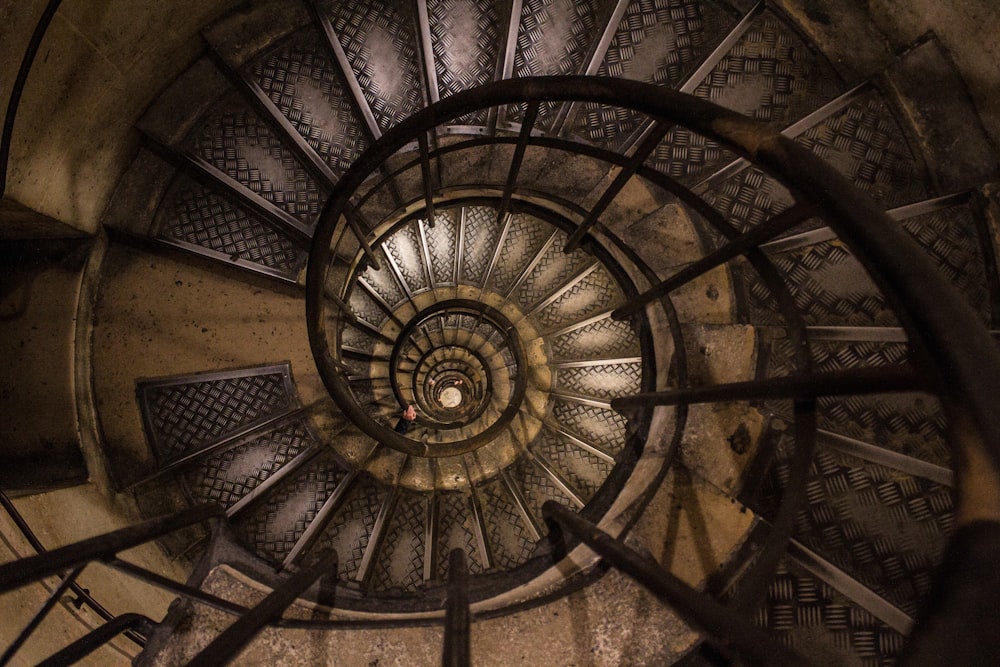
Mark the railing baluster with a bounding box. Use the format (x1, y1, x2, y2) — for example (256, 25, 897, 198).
(611, 365, 923, 410)
(563, 120, 671, 253)
(0, 504, 224, 594)
(611, 203, 814, 320)
(0, 565, 86, 666)
(542, 502, 809, 667)
(188, 549, 339, 667)
(443, 548, 471, 667)
(36, 614, 156, 667)
(497, 101, 540, 226)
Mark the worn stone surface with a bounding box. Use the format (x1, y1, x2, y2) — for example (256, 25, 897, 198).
(91, 245, 325, 488)
(677, 324, 764, 494)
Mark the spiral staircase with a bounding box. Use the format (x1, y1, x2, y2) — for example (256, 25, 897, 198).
(3, 0, 1000, 665)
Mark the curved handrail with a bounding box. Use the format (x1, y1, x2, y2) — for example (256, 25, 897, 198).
(0, 0, 63, 199)
(308, 75, 1000, 476)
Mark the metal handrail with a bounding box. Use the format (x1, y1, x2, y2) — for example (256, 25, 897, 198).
(304, 76, 1000, 663)
(0, 490, 146, 650)
(0, 0, 63, 200)
(543, 501, 809, 666)
(0, 501, 223, 664)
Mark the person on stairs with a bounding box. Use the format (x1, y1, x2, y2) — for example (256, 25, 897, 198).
(394, 403, 417, 434)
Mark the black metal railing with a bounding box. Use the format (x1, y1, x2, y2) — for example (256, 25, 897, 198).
(4, 0, 999, 655)
(302, 77, 1000, 664)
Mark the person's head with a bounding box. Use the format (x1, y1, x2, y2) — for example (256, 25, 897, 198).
(403, 404, 417, 421)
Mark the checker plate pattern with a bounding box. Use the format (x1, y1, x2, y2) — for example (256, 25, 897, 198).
(341, 323, 378, 354)
(512, 0, 608, 127)
(514, 231, 593, 310)
(460, 206, 501, 285)
(322, 0, 424, 132)
(385, 223, 430, 292)
(368, 491, 427, 592)
(551, 398, 628, 455)
(692, 13, 840, 125)
(748, 560, 906, 666)
(250, 32, 369, 176)
(760, 337, 950, 467)
(361, 251, 407, 308)
(232, 452, 349, 565)
(155, 179, 304, 279)
(532, 430, 610, 500)
(423, 210, 459, 284)
(901, 203, 991, 324)
(488, 213, 551, 295)
(794, 92, 927, 208)
(188, 99, 325, 224)
(745, 241, 895, 327)
(476, 478, 537, 570)
(757, 434, 952, 617)
(572, 0, 733, 150)
(554, 361, 642, 400)
(647, 126, 734, 182)
(513, 456, 573, 525)
(534, 266, 624, 331)
(348, 284, 390, 329)
(139, 368, 293, 463)
(437, 492, 485, 577)
(183, 419, 311, 510)
(701, 165, 797, 235)
(313, 474, 387, 579)
(650, 11, 841, 182)
(548, 315, 639, 361)
(428, 0, 500, 125)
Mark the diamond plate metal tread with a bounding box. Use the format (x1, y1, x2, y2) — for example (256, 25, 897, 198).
(184, 92, 327, 225)
(423, 210, 459, 285)
(248, 29, 370, 177)
(649, 10, 842, 183)
(570, 0, 738, 150)
(759, 336, 950, 467)
(182, 417, 313, 510)
(384, 222, 430, 293)
(437, 491, 486, 578)
(755, 432, 952, 618)
(360, 248, 407, 309)
(511, 0, 614, 128)
(348, 283, 390, 329)
(700, 165, 797, 235)
(794, 89, 928, 209)
(311, 472, 389, 580)
(319, 0, 425, 133)
(427, 0, 502, 126)
(534, 265, 625, 332)
(487, 212, 551, 295)
(530, 429, 611, 500)
(512, 455, 575, 526)
(459, 205, 501, 285)
(137, 365, 295, 464)
(367, 490, 428, 593)
(551, 396, 629, 456)
(900, 202, 991, 324)
(746, 558, 906, 666)
(153, 176, 305, 281)
(232, 451, 350, 566)
(547, 314, 640, 361)
(513, 229, 593, 311)
(341, 323, 379, 355)
(474, 477, 538, 571)
(739, 240, 895, 327)
(553, 361, 642, 401)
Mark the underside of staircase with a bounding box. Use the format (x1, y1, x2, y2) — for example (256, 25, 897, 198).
(3, 0, 1000, 665)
